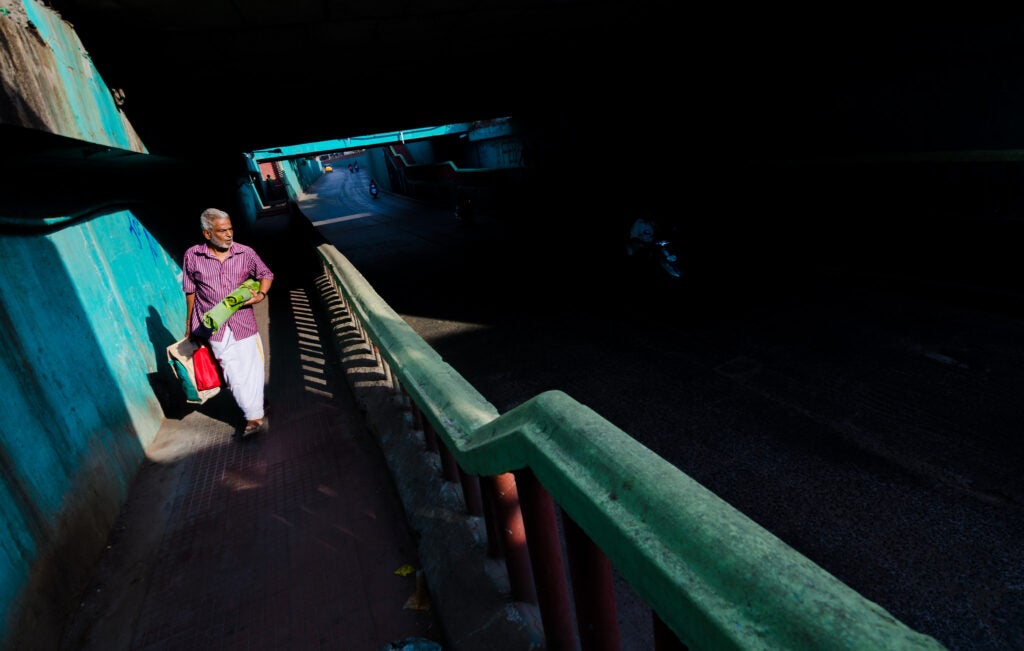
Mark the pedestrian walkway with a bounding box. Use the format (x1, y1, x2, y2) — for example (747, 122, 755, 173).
(59, 207, 445, 650)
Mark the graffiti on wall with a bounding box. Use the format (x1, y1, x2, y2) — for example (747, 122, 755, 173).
(127, 214, 160, 262)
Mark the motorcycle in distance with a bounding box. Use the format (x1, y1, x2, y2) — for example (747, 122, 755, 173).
(369, 180, 379, 199)
(650, 238, 682, 279)
(626, 217, 682, 281)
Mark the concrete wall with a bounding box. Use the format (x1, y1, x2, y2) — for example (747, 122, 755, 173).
(0, 2, 190, 647)
(471, 136, 524, 169)
(0, 0, 146, 152)
(403, 138, 435, 165)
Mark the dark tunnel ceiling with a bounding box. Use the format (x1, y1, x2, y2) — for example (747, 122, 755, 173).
(40, 4, 1024, 158)
(48, 0, 668, 158)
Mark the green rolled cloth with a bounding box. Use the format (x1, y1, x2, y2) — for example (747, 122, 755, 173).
(196, 279, 261, 338)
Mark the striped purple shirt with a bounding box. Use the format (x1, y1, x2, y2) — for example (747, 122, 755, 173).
(182, 242, 274, 342)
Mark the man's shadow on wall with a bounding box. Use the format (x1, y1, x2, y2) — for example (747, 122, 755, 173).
(145, 305, 237, 427)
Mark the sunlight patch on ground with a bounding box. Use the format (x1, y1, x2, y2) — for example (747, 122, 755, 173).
(221, 468, 261, 491)
(304, 386, 334, 398)
(312, 213, 373, 227)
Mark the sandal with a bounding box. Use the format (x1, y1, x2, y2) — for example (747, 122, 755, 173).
(242, 419, 266, 438)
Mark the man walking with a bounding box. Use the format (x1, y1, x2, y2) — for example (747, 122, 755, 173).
(183, 208, 274, 437)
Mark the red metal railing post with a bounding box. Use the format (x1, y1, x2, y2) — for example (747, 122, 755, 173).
(562, 510, 620, 650)
(514, 468, 579, 650)
(459, 472, 484, 516)
(489, 473, 537, 603)
(422, 415, 439, 453)
(410, 401, 426, 433)
(479, 476, 504, 558)
(432, 427, 461, 483)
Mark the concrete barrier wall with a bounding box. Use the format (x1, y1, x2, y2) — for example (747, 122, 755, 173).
(0, 3, 184, 647)
(0, 212, 184, 648)
(0, 0, 146, 152)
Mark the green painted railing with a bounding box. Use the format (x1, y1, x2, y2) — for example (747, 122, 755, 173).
(316, 242, 945, 651)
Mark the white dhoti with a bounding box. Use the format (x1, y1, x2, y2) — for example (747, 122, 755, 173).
(210, 325, 266, 420)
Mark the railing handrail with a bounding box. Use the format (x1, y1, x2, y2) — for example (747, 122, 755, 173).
(316, 242, 945, 650)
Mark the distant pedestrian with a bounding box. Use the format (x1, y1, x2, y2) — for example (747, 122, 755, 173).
(626, 217, 656, 255)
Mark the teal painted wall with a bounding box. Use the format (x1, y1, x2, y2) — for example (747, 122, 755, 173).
(274, 156, 323, 202)
(0, 212, 183, 640)
(0, 2, 190, 647)
(12, 0, 146, 153)
(473, 136, 524, 169)
(404, 139, 436, 165)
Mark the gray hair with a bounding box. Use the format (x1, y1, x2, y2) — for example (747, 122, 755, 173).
(200, 208, 229, 231)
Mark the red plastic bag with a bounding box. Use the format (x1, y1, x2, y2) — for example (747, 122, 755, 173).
(193, 344, 222, 391)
